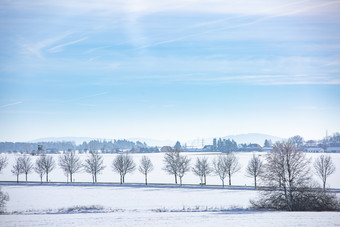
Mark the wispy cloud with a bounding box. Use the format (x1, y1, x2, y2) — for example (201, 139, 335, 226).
(128, 73, 340, 86)
(49, 37, 88, 53)
(19, 32, 74, 59)
(136, 0, 340, 50)
(63, 92, 108, 103)
(0, 101, 22, 109)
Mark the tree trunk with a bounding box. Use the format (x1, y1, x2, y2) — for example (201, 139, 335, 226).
(222, 179, 224, 188)
(323, 180, 326, 191)
(46, 171, 49, 182)
(40, 175, 43, 183)
(95, 174, 97, 183)
(16, 174, 19, 183)
(204, 174, 207, 184)
(229, 176, 231, 186)
(254, 176, 257, 189)
(25, 173, 28, 182)
(174, 174, 177, 184)
(180, 177, 183, 186)
(145, 174, 147, 185)
(70, 173, 73, 183)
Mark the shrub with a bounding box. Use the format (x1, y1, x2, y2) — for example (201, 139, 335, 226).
(0, 187, 9, 213)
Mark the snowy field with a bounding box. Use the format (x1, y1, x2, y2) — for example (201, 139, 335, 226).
(1, 152, 340, 226)
(1, 152, 340, 188)
(0, 184, 340, 226)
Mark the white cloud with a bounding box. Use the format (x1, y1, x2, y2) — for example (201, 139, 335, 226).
(0, 101, 22, 109)
(19, 32, 74, 58)
(49, 37, 87, 53)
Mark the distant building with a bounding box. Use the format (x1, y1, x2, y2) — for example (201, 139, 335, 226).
(244, 144, 262, 152)
(262, 146, 273, 152)
(304, 147, 324, 153)
(326, 147, 340, 153)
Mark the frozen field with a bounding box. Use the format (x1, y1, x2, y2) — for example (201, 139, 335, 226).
(0, 184, 340, 227)
(1, 152, 340, 188)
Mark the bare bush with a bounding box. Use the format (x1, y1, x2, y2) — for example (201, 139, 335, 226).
(0, 187, 9, 213)
(138, 156, 154, 185)
(83, 150, 106, 183)
(251, 186, 340, 211)
(314, 155, 336, 191)
(112, 154, 135, 184)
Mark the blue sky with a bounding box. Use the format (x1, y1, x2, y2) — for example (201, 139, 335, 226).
(0, 0, 340, 142)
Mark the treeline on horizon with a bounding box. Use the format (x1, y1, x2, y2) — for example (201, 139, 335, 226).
(0, 133, 339, 154)
(0, 140, 156, 154)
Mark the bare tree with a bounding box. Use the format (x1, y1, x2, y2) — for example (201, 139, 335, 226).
(246, 154, 263, 189)
(255, 141, 312, 211)
(19, 155, 33, 182)
(177, 155, 191, 186)
(163, 148, 180, 184)
(59, 151, 82, 183)
(41, 155, 56, 182)
(224, 152, 241, 186)
(0, 156, 8, 174)
(288, 135, 304, 149)
(83, 150, 106, 183)
(11, 158, 23, 183)
(213, 155, 228, 187)
(192, 157, 211, 185)
(314, 155, 336, 191)
(112, 154, 136, 184)
(34, 157, 45, 183)
(138, 156, 154, 185)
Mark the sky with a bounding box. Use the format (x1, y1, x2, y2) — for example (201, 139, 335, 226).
(0, 0, 340, 143)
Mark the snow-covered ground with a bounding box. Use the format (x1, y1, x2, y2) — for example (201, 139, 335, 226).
(1, 152, 340, 188)
(1, 152, 340, 226)
(0, 184, 339, 226)
(2, 208, 340, 227)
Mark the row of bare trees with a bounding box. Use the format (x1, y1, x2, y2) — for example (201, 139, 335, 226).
(0, 151, 155, 184)
(0, 148, 336, 189)
(163, 148, 262, 188)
